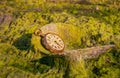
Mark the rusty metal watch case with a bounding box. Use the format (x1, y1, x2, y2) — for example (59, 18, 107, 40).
(34, 29, 65, 53)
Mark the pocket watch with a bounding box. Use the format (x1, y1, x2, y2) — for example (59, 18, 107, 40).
(34, 29, 65, 53)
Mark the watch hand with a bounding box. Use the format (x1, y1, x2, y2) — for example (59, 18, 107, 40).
(54, 41, 62, 47)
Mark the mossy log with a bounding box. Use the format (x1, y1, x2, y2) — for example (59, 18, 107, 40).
(33, 23, 116, 61)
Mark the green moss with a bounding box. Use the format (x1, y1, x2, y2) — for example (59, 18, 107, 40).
(68, 60, 88, 78)
(0, 0, 120, 78)
(31, 34, 51, 54)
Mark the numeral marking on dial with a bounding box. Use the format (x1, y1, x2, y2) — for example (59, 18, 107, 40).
(46, 34, 64, 51)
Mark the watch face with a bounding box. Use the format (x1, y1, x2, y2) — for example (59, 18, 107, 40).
(43, 33, 65, 53)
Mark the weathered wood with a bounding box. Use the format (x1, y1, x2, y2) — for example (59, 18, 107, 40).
(57, 45, 116, 61)
(0, 14, 13, 25)
(45, 0, 91, 4)
(40, 23, 59, 34)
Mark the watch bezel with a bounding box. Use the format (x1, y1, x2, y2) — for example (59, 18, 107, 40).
(42, 33, 65, 53)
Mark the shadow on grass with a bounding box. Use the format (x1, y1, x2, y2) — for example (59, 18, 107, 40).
(13, 34, 32, 50)
(30, 55, 68, 74)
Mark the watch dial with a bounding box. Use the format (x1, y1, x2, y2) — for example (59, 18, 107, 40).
(45, 33, 64, 51)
